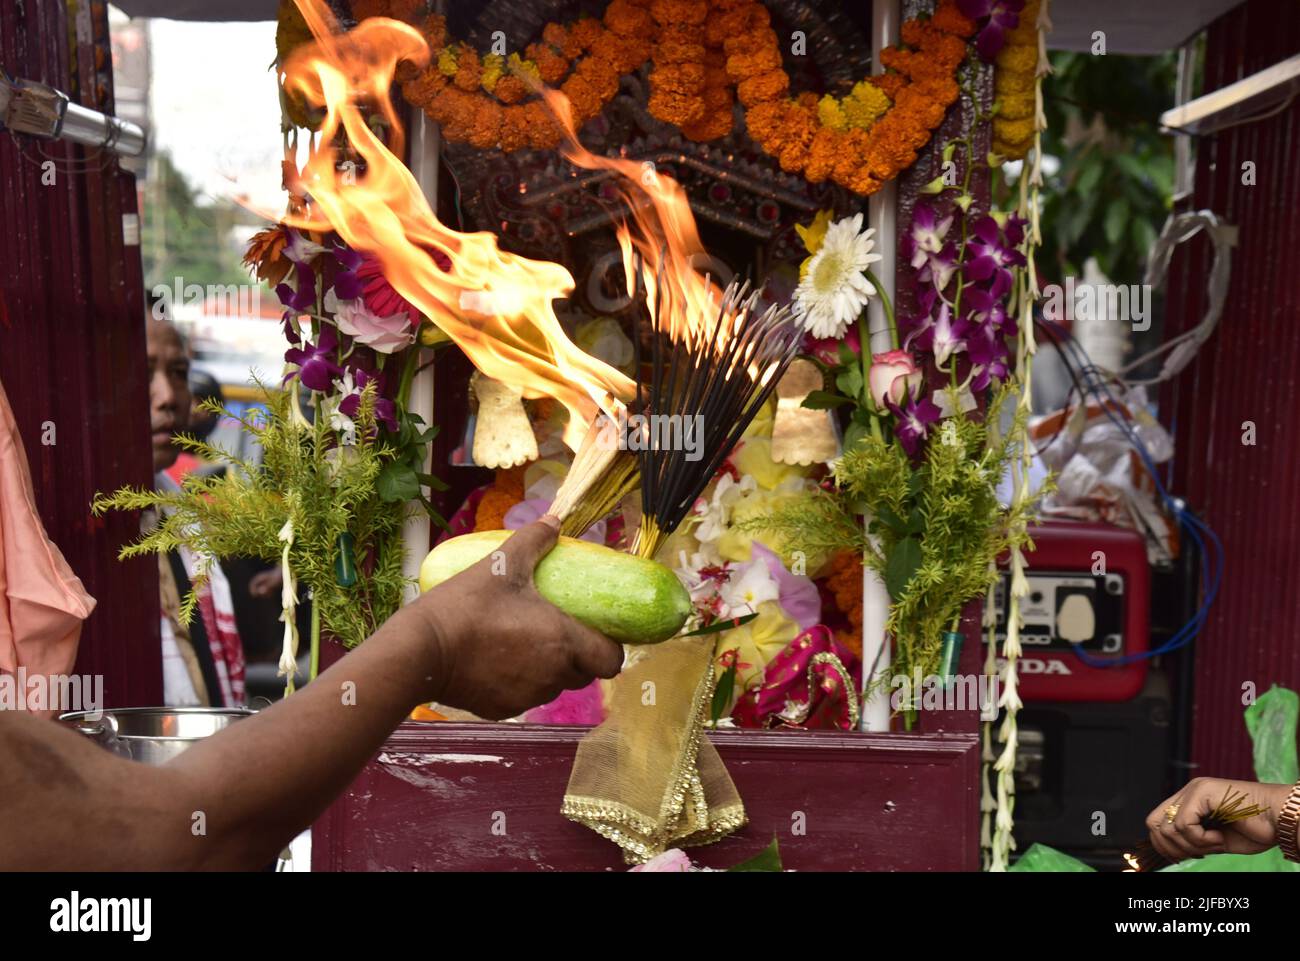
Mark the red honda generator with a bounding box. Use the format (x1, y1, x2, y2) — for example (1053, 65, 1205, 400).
(989, 520, 1151, 702)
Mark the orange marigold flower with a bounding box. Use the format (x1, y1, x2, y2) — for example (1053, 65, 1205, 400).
(576, 56, 620, 100)
(706, 6, 752, 44)
(650, 0, 709, 26)
(648, 88, 704, 125)
(542, 21, 568, 50)
(650, 61, 705, 91)
(725, 44, 782, 79)
(870, 72, 908, 100)
(419, 13, 447, 50)
(744, 99, 784, 143)
(467, 103, 503, 149)
(803, 127, 841, 183)
(736, 69, 789, 106)
(494, 74, 528, 104)
(680, 85, 734, 140)
(568, 18, 605, 54)
(604, 0, 655, 35)
(497, 106, 532, 151)
(528, 44, 570, 84)
(658, 40, 707, 63)
(930, 0, 977, 37)
(452, 45, 483, 91)
(523, 100, 562, 148)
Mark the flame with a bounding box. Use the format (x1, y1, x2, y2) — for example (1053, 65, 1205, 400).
(280, 1, 763, 447)
(280, 1, 637, 447)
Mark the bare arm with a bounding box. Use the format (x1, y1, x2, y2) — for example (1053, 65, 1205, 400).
(0, 519, 622, 871)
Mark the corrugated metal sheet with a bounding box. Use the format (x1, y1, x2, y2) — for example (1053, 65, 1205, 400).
(0, 0, 161, 706)
(1163, 0, 1300, 780)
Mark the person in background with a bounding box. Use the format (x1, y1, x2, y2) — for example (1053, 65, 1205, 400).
(148, 310, 246, 708)
(163, 367, 225, 487)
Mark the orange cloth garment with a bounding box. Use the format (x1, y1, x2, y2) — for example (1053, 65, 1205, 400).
(0, 376, 96, 695)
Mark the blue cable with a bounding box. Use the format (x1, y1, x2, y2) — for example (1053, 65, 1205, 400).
(1033, 320, 1224, 668)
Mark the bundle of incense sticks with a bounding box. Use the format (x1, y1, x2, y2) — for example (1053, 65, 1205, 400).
(630, 269, 802, 559)
(1122, 787, 1269, 872)
(547, 265, 801, 555)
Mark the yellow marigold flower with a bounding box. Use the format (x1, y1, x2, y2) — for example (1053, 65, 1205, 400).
(437, 46, 459, 77)
(996, 93, 1034, 121)
(507, 51, 541, 85)
(817, 94, 848, 131)
(841, 79, 891, 130)
(996, 44, 1038, 74)
(795, 208, 834, 258)
(481, 52, 504, 92)
(995, 71, 1036, 97)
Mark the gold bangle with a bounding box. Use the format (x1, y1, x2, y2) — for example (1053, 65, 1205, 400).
(1278, 781, 1300, 864)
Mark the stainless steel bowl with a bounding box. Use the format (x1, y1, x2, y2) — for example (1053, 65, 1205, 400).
(59, 706, 256, 765)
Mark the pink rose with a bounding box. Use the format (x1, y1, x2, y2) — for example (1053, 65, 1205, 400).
(629, 848, 694, 872)
(868, 349, 922, 409)
(803, 323, 861, 366)
(334, 299, 415, 354)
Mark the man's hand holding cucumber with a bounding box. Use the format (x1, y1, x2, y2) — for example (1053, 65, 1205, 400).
(416, 514, 625, 720)
(0, 517, 624, 870)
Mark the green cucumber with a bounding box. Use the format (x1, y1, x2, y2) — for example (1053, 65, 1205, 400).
(418, 530, 692, 645)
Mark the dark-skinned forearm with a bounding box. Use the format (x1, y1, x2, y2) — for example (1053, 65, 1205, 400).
(0, 599, 448, 871)
(164, 601, 448, 869)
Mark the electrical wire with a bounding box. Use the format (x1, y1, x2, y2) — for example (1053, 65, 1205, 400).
(1031, 318, 1224, 667)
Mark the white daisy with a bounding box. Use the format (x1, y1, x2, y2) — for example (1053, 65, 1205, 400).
(792, 213, 881, 340)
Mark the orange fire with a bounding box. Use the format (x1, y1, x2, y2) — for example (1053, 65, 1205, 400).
(278, 0, 745, 448)
(281, 1, 633, 447)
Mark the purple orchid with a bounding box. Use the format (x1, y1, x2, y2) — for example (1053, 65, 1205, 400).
(958, 0, 1026, 61)
(338, 366, 399, 433)
(284, 322, 343, 393)
(962, 285, 1012, 333)
(331, 242, 365, 302)
(907, 302, 970, 367)
(903, 204, 954, 271)
(966, 323, 1012, 391)
(275, 260, 317, 313)
(887, 394, 943, 457)
(965, 216, 1026, 299)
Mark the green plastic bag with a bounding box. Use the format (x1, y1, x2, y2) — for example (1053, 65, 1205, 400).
(1009, 685, 1298, 872)
(1008, 843, 1095, 872)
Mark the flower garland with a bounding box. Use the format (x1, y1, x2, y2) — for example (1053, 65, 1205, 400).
(308, 0, 980, 196)
(979, 0, 1050, 873)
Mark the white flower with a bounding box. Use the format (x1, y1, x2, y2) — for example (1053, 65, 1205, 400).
(792, 213, 881, 339)
(692, 473, 756, 545)
(718, 560, 779, 616)
(276, 519, 300, 684)
(323, 372, 359, 443)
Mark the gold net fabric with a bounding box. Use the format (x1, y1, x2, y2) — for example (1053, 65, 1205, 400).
(561, 635, 746, 863)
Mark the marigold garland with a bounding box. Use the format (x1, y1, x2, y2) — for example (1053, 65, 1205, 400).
(333, 0, 979, 197)
(991, 0, 1040, 159)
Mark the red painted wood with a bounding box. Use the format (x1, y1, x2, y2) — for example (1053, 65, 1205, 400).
(312, 721, 980, 871)
(1161, 0, 1300, 781)
(0, 0, 160, 706)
